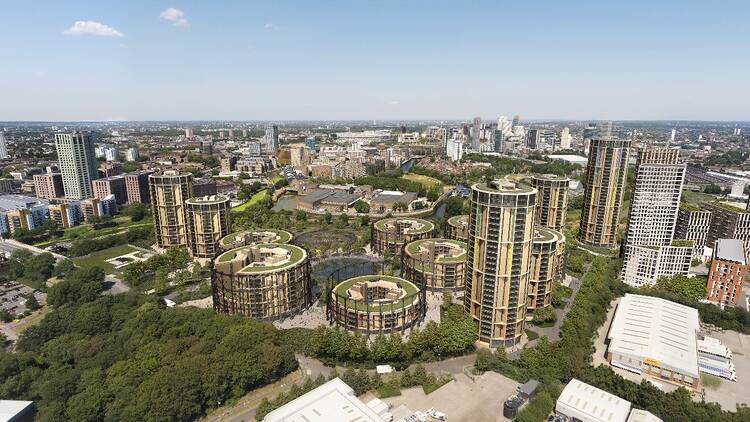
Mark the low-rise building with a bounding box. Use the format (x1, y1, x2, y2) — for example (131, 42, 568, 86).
(33, 173, 64, 200)
(0, 194, 49, 236)
(556, 378, 632, 422)
(606, 294, 700, 389)
(92, 175, 128, 205)
(263, 378, 387, 422)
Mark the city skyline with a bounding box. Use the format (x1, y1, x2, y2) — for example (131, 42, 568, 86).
(2, 1, 750, 121)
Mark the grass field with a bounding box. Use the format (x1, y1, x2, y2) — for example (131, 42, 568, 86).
(34, 218, 153, 248)
(232, 190, 269, 212)
(402, 173, 442, 189)
(73, 244, 139, 274)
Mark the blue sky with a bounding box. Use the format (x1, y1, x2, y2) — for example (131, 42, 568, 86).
(1, 1, 749, 121)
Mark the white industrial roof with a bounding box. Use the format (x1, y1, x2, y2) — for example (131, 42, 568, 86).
(556, 378, 631, 422)
(607, 294, 700, 378)
(627, 409, 663, 422)
(263, 378, 384, 422)
(714, 239, 746, 264)
(0, 400, 33, 422)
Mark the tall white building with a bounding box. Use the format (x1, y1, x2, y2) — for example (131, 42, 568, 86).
(54, 132, 98, 200)
(559, 127, 572, 150)
(104, 147, 119, 162)
(471, 116, 481, 151)
(0, 131, 9, 159)
(497, 116, 513, 137)
(264, 124, 279, 154)
(185, 128, 194, 138)
(670, 128, 676, 142)
(622, 147, 690, 287)
(125, 147, 140, 162)
(446, 138, 463, 161)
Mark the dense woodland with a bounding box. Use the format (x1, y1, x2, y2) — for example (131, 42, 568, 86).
(0, 267, 298, 421)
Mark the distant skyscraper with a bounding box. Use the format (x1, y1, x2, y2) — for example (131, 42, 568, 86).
(185, 128, 194, 138)
(526, 129, 539, 149)
(0, 131, 9, 159)
(264, 125, 279, 154)
(670, 129, 676, 142)
(149, 171, 193, 249)
(125, 147, 140, 162)
(511, 115, 520, 129)
(621, 147, 689, 287)
(493, 129, 504, 153)
(55, 132, 99, 200)
(446, 138, 463, 161)
(471, 117, 481, 151)
(464, 179, 537, 347)
(578, 122, 630, 248)
(104, 147, 118, 162)
(559, 127, 572, 150)
(582, 123, 598, 155)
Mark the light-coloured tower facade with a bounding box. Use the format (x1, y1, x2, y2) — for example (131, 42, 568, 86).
(621, 147, 690, 287)
(186, 195, 231, 258)
(578, 123, 630, 248)
(149, 171, 193, 249)
(54, 132, 99, 199)
(530, 174, 569, 232)
(464, 179, 536, 347)
(0, 131, 9, 159)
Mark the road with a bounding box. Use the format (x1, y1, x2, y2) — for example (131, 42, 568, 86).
(0, 238, 66, 262)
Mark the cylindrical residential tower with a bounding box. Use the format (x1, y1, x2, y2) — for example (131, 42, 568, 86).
(185, 195, 231, 258)
(446, 215, 469, 242)
(530, 174, 569, 232)
(578, 123, 631, 247)
(464, 179, 537, 347)
(402, 238, 467, 291)
(327, 274, 425, 334)
(219, 228, 293, 251)
(149, 171, 193, 249)
(212, 243, 312, 320)
(527, 227, 565, 312)
(371, 217, 435, 255)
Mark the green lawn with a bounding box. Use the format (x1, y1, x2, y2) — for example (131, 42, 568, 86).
(682, 191, 716, 206)
(402, 173, 443, 189)
(232, 190, 269, 212)
(73, 244, 139, 275)
(34, 218, 153, 248)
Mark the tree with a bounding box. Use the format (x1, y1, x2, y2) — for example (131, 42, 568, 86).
(24, 295, 41, 311)
(352, 200, 370, 214)
(444, 197, 465, 218)
(0, 309, 12, 323)
(321, 212, 332, 225)
(532, 307, 557, 324)
(647, 274, 707, 301)
(53, 259, 77, 278)
(295, 210, 308, 221)
(334, 214, 348, 229)
(121, 203, 148, 222)
(391, 202, 407, 212)
(47, 267, 105, 307)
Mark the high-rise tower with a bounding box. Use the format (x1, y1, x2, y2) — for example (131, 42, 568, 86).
(578, 123, 630, 248)
(530, 174, 570, 232)
(264, 125, 279, 154)
(471, 117, 481, 151)
(0, 131, 9, 159)
(186, 195, 231, 258)
(54, 132, 99, 199)
(149, 171, 193, 249)
(621, 147, 690, 287)
(464, 179, 537, 347)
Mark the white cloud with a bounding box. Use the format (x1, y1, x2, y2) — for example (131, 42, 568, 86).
(389, 100, 400, 105)
(63, 20, 124, 37)
(264, 22, 277, 31)
(160, 8, 189, 27)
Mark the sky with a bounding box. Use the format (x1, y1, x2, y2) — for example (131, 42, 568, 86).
(1, 1, 749, 121)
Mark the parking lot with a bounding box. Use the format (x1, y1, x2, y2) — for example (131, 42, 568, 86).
(377, 371, 519, 422)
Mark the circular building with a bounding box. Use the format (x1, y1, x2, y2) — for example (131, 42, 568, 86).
(527, 227, 565, 312)
(371, 217, 435, 255)
(328, 275, 425, 334)
(219, 228, 293, 251)
(185, 195, 231, 258)
(402, 238, 467, 291)
(445, 215, 469, 242)
(212, 243, 312, 320)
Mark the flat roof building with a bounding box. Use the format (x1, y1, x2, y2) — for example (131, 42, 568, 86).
(556, 378, 632, 422)
(606, 294, 700, 389)
(0, 400, 34, 422)
(263, 378, 385, 422)
(706, 238, 747, 307)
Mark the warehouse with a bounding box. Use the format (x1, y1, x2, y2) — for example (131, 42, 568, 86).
(606, 294, 700, 389)
(555, 378, 632, 422)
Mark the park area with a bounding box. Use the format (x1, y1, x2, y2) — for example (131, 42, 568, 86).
(73, 244, 141, 275)
(402, 173, 443, 189)
(232, 190, 269, 212)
